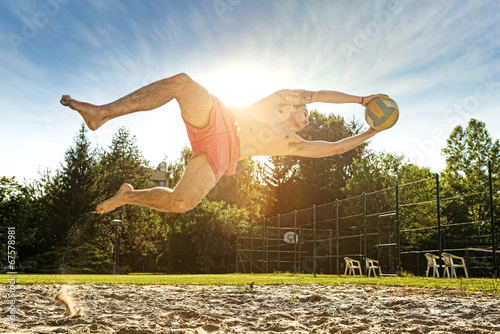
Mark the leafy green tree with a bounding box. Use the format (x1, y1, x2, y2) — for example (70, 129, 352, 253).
(99, 127, 153, 198)
(151, 148, 192, 269)
(261, 111, 367, 216)
(161, 199, 249, 274)
(98, 127, 158, 271)
(344, 152, 434, 218)
(0, 177, 37, 261)
(344, 151, 435, 252)
(261, 155, 304, 217)
(159, 146, 266, 218)
(26, 243, 113, 274)
(153, 147, 259, 273)
(343, 151, 403, 196)
(441, 118, 500, 240)
(297, 113, 367, 206)
(208, 158, 267, 218)
(30, 124, 101, 256)
(58, 124, 102, 246)
(154, 146, 191, 192)
(60, 125, 100, 216)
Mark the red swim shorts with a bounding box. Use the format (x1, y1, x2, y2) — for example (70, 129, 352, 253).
(182, 95, 240, 182)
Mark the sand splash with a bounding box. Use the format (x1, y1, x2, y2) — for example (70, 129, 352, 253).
(54, 287, 83, 317)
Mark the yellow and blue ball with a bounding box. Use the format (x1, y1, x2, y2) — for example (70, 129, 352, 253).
(365, 97, 399, 130)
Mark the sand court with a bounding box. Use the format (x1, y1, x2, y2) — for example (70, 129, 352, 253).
(1, 284, 499, 333)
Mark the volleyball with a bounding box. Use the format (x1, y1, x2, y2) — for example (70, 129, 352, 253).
(365, 97, 399, 130)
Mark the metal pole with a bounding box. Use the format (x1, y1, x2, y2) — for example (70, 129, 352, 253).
(264, 219, 268, 273)
(388, 228, 392, 273)
(294, 210, 297, 274)
(363, 192, 367, 275)
(466, 236, 471, 276)
(336, 199, 339, 275)
(261, 219, 265, 273)
(113, 227, 117, 275)
(117, 226, 120, 270)
(416, 232, 420, 276)
(313, 205, 317, 276)
(377, 216, 381, 266)
(117, 214, 122, 271)
(488, 161, 498, 276)
(329, 229, 333, 275)
(111, 219, 121, 275)
(250, 222, 253, 273)
(299, 226, 302, 273)
(277, 214, 280, 272)
(436, 174, 443, 274)
(235, 222, 239, 273)
(396, 184, 401, 274)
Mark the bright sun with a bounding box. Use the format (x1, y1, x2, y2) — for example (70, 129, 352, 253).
(198, 65, 283, 106)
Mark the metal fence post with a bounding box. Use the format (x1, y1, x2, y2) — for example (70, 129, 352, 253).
(250, 222, 253, 273)
(363, 192, 367, 275)
(336, 199, 339, 275)
(277, 214, 280, 272)
(299, 226, 302, 273)
(265, 219, 268, 273)
(396, 184, 401, 273)
(466, 236, 471, 276)
(235, 222, 239, 273)
(263, 219, 266, 273)
(488, 161, 498, 276)
(436, 174, 443, 274)
(329, 229, 333, 274)
(294, 210, 297, 274)
(313, 205, 317, 276)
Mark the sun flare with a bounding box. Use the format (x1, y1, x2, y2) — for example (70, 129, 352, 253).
(199, 65, 283, 107)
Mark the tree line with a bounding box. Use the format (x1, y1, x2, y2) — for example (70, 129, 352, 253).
(1, 115, 498, 274)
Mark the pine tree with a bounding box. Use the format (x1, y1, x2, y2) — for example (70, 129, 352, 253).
(99, 127, 158, 271)
(35, 124, 100, 250)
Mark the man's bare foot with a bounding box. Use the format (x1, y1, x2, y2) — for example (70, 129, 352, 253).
(60, 95, 105, 131)
(97, 183, 134, 214)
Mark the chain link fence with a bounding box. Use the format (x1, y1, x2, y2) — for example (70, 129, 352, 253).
(237, 162, 499, 277)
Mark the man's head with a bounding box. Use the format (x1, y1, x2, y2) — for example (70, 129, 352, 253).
(286, 104, 309, 132)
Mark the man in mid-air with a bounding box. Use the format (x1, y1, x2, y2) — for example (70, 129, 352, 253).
(60, 73, 387, 214)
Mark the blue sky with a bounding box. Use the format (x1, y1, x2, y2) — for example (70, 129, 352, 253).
(1, 0, 499, 181)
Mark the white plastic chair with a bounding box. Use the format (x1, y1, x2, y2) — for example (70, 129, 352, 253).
(344, 257, 362, 275)
(425, 253, 441, 278)
(366, 258, 382, 277)
(442, 252, 469, 278)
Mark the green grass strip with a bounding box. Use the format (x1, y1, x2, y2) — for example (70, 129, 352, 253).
(1, 273, 499, 295)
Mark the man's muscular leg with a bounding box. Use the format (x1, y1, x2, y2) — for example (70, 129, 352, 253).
(60, 73, 213, 130)
(62, 73, 217, 213)
(97, 153, 216, 214)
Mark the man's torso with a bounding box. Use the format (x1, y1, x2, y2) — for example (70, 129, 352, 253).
(230, 102, 299, 160)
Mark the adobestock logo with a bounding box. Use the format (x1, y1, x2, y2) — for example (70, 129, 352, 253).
(213, 0, 243, 22)
(340, 1, 404, 63)
(7, 0, 71, 54)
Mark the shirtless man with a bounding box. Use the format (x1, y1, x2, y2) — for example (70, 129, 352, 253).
(60, 73, 387, 214)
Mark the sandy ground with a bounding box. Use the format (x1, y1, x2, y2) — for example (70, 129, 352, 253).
(1, 284, 499, 333)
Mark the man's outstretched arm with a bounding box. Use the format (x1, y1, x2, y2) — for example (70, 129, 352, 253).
(272, 89, 387, 106)
(313, 90, 386, 105)
(287, 127, 380, 158)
